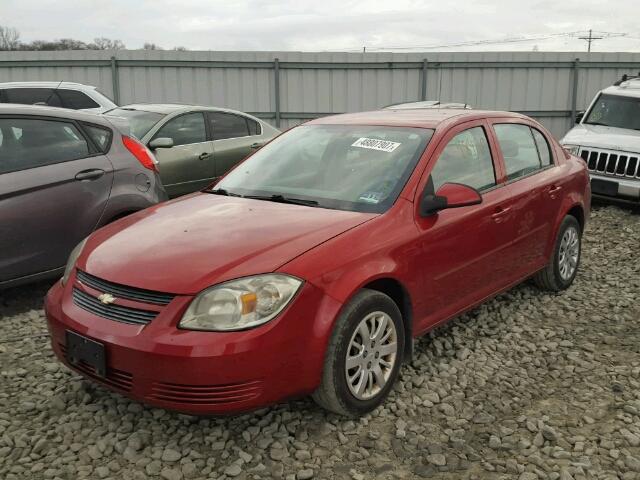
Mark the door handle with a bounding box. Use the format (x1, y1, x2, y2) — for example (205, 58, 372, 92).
(250, 142, 263, 150)
(75, 169, 105, 181)
(548, 185, 562, 196)
(491, 206, 512, 223)
(198, 152, 211, 160)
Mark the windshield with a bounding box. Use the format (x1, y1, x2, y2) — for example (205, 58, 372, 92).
(584, 94, 640, 130)
(214, 124, 433, 213)
(105, 108, 165, 139)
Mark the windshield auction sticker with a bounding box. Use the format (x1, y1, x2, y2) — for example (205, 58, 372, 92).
(352, 137, 401, 153)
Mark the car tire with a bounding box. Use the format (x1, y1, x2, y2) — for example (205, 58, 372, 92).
(533, 215, 582, 292)
(312, 289, 405, 417)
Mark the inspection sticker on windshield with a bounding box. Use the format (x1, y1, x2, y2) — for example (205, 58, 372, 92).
(352, 137, 401, 153)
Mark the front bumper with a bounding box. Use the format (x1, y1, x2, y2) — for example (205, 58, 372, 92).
(45, 273, 342, 415)
(590, 173, 640, 204)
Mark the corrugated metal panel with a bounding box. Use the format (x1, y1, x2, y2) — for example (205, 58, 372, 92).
(1, 50, 640, 139)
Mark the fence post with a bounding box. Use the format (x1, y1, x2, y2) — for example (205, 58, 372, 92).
(274, 58, 281, 128)
(421, 59, 428, 101)
(570, 58, 580, 130)
(110, 56, 120, 105)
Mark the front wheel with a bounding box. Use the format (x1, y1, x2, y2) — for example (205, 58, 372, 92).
(312, 289, 405, 416)
(533, 215, 582, 291)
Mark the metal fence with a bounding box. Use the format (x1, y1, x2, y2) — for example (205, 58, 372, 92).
(1, 50, 640, 138)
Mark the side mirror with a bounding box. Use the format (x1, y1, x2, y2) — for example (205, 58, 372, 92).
(575, 111, 585, 124)
(420, 182, 482, 217)
(148, 137, 174, 149)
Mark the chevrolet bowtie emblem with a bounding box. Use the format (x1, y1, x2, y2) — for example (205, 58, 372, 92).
(98, 293, 116, 305)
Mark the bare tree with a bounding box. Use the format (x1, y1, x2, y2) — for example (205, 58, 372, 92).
(173, 46, 188, 51)
(143, 42, 163, 50)
(90, 37, 125, 50)
(0, 25, 21, 50)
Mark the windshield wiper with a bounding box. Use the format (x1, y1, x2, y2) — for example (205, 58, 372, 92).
(584, 121, 612, 127)
(244, 194, 319, 207)
(206, 188, 242, 197)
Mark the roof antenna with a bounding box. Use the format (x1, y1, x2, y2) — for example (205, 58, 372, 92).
(40, 80, 63, 106)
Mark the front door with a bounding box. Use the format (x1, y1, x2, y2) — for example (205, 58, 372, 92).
(0, 116, 113, 283)
(412, 122, 516, 333)
(151, 112, 214, 197)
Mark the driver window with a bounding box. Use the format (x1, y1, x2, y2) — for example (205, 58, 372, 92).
(153, 113, 206, 147)
(430, 127, 496, 192)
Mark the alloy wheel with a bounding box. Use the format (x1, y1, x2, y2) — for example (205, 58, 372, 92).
(345, 311, 398, 400)
(558, 226, 580, 281)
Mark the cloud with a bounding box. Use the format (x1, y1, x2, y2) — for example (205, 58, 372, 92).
(1, 0, 639, 51)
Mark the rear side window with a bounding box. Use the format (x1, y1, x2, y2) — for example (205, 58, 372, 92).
(208, 112, 250, 140)
(83, 124, 112, 152)
(0, 118, 90, 174)
(0, 88, 62, 107)
(494, 124, 545, 181)
(430, 126, 496, 192)
(531, 128, 552, 166)
(247, 118, 261, 135)
(57, 89, 100, 109)
(153, 112, 207, 146)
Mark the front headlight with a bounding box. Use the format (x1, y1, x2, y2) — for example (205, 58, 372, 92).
(562, 144, 581, 155)
(179, 274, 303, 331)
(61, 238, 88, 285)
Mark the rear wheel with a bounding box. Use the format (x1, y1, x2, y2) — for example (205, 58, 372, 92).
(533, 215, 581, 291)
(312, 289, 405, 416)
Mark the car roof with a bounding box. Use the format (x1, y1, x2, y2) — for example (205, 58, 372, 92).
(0, 81, 98, 91)
(307, 109, 530, 129)
(601, 78, 640, 99)
(0, 103, 115, 125)
(113, 103, 259, 117)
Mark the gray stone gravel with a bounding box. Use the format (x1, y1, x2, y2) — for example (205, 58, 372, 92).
(1, 204, 639, 480)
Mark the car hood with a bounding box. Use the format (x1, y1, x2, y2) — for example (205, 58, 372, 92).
(562, 124, 640, 154)
(79, 194, 375, 295)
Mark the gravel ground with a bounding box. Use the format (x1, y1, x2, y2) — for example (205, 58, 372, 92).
(1, 205, 639, 480)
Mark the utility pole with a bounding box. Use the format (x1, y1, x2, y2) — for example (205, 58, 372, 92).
(578, 29, 603, 52)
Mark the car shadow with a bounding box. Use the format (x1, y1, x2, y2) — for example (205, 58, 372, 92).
(0, 279, 55, 318)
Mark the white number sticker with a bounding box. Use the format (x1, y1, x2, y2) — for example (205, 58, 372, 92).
(351, 137, 401, 153)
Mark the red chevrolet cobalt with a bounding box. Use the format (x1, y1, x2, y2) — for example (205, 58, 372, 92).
(45, 109, 590, 416)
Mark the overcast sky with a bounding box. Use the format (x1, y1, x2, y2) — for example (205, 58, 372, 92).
(2, 0, 639, 52)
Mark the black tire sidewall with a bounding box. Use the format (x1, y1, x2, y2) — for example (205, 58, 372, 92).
(552, 216, 581, 289)
(332, 293, 405, 415)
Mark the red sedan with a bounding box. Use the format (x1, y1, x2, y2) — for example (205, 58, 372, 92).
(45, 109, 590, 416)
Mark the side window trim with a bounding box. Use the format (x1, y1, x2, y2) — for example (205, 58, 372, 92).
(207, 111, 253, 141)
(0, 115, 97, 175)
(530, 126, 556, 167)
(491, 121, 554, 185)
(428, 124, 498, 193)
(79, 121, 113, 153)
(151, 111, 208, 146)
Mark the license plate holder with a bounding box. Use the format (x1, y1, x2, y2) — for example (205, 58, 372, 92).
(591, 178, 619, 196)
(65, 331, 106, 378)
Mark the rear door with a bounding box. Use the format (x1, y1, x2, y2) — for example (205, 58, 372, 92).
(0, 115, 113, 283)
(150, 112, 214, 197)
(488, 120, 565, 277)
(207, 111, 261, 177)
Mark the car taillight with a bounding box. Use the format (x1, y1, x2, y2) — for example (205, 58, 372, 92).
(122, 135, 158, 172)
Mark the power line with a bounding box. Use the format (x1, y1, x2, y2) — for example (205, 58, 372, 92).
(338, 30, 630, 53)
(578, 29, 626, 52)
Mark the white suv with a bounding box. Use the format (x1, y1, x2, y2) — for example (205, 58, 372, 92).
(0, 82, 117, 113)
(561, 75, 640, 205)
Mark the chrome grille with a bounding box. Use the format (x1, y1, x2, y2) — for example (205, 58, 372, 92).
(76, 270, 175, 305)
(72, 287, 158, 325)
(580, 148, 640, 178)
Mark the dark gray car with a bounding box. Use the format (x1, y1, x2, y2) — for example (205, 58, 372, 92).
(0, 104, 167, 288)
